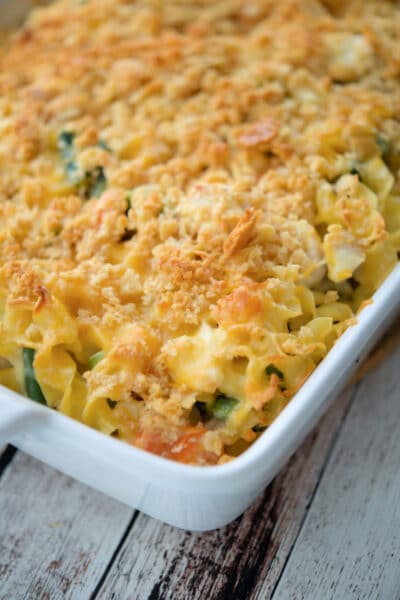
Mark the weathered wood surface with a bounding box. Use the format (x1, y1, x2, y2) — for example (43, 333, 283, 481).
(271, 343, 400, 600)
(94, 389, 355, 600)
(0, 452, 134, 600)
(0, 330, 399, 599)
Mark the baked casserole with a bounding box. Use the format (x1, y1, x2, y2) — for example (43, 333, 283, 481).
(1, 0, 400, 464)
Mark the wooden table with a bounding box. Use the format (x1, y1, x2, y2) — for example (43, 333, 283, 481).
(1, 331, 400, 600)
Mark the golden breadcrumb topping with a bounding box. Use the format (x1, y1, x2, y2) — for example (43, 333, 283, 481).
(1, 0, 400, 464)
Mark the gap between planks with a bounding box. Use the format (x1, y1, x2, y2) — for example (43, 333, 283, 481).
(0, 445, 17, 479)
(89, 511, 140, 600)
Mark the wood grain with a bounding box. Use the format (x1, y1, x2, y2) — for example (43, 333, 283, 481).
(0, 452, 134, 600)
(271, 343, 400, 600)
(93, 387, 356, 600)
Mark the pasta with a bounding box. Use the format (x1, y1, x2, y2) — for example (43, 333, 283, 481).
(0, 0, 400, 465)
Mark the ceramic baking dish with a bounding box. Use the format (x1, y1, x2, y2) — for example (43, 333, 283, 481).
(1, 0, 400, 531)
(0, 263, 399, 531)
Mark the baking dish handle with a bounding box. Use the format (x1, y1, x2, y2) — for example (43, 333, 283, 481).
(0, 387, 45, 446)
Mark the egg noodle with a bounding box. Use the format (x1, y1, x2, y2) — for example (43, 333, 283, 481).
(0, 0, 400, 464)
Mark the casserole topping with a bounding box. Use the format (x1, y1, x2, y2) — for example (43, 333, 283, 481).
(1, 0, 400, 464)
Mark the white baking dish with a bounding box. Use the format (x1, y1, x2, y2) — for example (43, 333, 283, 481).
(1, 264, 399, 531)
(1, 0, 400, 531)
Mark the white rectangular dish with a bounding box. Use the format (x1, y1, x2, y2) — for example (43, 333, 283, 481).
(1, 264, 399, 531)
(1, 0, 400, 531)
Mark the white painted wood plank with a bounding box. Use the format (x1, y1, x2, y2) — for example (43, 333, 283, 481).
(0, 452, 134, 600)
(271, 344, 400, 600)
(94, 387, 356, 600)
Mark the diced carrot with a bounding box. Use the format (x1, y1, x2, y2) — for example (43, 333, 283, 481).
(135, 426, 217, 465)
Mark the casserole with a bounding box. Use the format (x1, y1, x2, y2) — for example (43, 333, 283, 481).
(1, 0, 400, 529)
